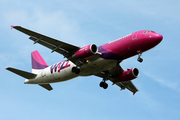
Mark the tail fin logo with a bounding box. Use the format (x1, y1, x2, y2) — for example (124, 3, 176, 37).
(31, 50, 48, 70)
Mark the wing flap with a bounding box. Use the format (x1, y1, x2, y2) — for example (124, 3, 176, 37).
(116, 81, 138, 94)
(29, 36, 69, 57)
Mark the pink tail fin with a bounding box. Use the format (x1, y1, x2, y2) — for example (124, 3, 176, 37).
(31, 50, 48, 70)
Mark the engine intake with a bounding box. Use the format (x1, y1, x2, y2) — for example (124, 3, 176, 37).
(74, 44, 98, 58)
(117, 68, 139, 82)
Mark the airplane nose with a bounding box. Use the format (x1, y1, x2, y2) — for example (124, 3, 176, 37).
(155, 33, 163, 42)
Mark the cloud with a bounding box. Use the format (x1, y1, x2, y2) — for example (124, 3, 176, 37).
(143, 71, 180, 93)
(3, 10, 78, 37)
(0, 8, 90, 66)
(136, 90, 161, 111)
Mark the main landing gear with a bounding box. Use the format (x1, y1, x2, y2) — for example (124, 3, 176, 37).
(137, 51, 143, 63)
(72, 67, 80, 74)
(99, 71, 109, 89)
(99, 81, 108, 89)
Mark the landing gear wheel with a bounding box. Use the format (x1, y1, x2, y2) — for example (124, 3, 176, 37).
(137, 58, 143, 63)
(72, 67, 76, 72)
(75, 68, 80, 74)
(72, 67, 80, 74)
(99, 81, 108, 89)
(103, 82, 108, 89)
(100, 82, 104, 87)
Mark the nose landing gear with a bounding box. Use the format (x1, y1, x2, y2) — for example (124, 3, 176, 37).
(137, 57, 143, 63)
(137, 51, 143, 63)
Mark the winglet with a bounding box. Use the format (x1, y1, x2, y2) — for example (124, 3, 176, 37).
(133, 92, 135, 95)
(11, 25, 14, 30)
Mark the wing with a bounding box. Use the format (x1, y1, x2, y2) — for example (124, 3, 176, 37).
(94, 64, 138, 94)
(13, 26, 80, 58)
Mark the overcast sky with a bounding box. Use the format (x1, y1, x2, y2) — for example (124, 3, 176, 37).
(1, 0, 180, 120)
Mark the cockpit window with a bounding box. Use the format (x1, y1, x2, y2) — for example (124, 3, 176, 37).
(144, 31, 155, 33)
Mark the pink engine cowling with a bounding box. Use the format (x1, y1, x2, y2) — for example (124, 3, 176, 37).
(117, 68, 139, 82)
(74, 44, 98, 58)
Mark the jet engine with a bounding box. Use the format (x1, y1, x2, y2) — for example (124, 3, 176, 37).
(117, 68, 139, 82)
(74, 44, 98, 58)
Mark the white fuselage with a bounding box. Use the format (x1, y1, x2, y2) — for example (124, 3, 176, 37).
(25, 58, 117, 84)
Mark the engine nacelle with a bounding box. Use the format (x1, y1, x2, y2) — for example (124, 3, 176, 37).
(117, 68, 139, 82)
(74, 44, 98, 58)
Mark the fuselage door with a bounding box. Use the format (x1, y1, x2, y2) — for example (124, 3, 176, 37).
(132, 32, 138, 40)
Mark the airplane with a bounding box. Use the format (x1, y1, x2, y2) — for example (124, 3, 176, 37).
(6, 26, 163, 95)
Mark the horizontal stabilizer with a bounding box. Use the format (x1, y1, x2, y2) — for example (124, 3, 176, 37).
(38, 84, 53, 91)
(6, 67, 37, 79)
